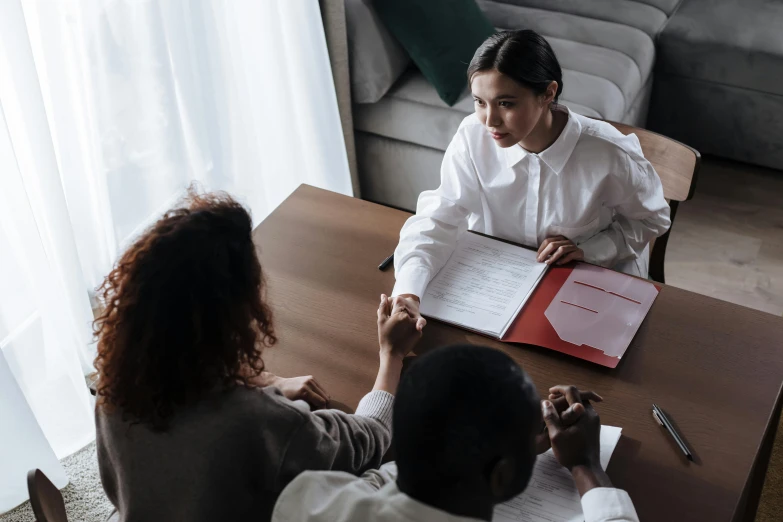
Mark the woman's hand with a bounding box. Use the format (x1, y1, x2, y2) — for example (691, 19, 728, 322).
(537, 235, 584, 265)
(270, 375, 330, 409)
(393, 294, 427, 331)
(377, 294, 422, 361)
(249, 371, 330, 409)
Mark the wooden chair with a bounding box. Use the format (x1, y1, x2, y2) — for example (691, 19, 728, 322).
(606, 121, 700, 284)
(27, 469, 68, 522)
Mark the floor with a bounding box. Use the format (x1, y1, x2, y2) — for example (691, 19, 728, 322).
(664, 157, 783, 521)
(665, 157, 783, 315)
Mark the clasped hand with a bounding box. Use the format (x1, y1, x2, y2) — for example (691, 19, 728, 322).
(536, 385, 603, 471)
(377, 294, 423, 360)
(249, 294, 422, 409)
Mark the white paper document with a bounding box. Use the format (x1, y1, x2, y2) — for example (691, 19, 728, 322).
(494, 426, 623, 522)
(420, 233, 548, 338)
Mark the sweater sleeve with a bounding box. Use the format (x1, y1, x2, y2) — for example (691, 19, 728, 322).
(357, 461, 398, 491)
(275, 391, 394, 491)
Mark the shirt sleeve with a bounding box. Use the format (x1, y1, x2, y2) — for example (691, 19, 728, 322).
(356, 461, 398, 491)
(272, 470, 371, 522)
(272, 464, 398, 522)
(578, 149, 671, 270)
(275, 392, 393, 491)
(581, 487, 640, 522)
(392, 132, 482, 298)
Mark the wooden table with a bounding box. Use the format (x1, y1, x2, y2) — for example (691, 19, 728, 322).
(254, 185, 783, 522)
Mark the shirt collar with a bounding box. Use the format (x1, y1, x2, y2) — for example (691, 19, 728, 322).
(381, 482, 486, 522)
(503, 107, 582, 174)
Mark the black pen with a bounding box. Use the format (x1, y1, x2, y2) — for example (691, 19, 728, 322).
(652, 403, 693, 461)
(378, 253, 394, 271)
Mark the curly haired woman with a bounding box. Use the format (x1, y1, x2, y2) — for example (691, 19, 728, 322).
(93, 191, 420, 522)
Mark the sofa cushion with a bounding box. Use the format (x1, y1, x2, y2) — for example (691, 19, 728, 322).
(477, 1, 655, 81)
(355, 3, 655, 151)
(373, 0, 495, 106)
(345, 0, 410, 104)
(487, 0, 668, 37)
(635, 0, 682, 15)
(657, 0, 783, 97)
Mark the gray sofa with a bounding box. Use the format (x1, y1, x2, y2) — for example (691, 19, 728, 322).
(650, 0, 783, 171)
(347, 0, 782, 212)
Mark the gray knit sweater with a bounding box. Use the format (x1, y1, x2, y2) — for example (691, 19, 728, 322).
(95, 385, 394, 522)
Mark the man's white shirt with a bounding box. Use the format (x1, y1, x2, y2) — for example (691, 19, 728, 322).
(272, 462, 640, 522)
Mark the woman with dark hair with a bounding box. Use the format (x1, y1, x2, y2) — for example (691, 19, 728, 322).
(391, 29, 671, 326)
(93, 191, 420, 522)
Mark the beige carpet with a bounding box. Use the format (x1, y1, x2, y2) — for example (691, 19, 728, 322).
(0, 442, 113, 522)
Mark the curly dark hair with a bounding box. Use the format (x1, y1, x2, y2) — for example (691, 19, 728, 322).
(93, 190, 276, 430)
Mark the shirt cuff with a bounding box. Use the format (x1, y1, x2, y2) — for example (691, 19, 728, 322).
(355, 390, 395, 432)
(578, 231, 619, 268)
(391, 264, 432, 299)
(581, 487, 640, 522)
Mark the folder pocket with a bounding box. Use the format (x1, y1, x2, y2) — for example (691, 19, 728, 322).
(544, 263, 658, 357)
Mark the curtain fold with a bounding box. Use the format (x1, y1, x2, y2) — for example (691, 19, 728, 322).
(0, 0, 97, 469)
(2, 0, 352, 507)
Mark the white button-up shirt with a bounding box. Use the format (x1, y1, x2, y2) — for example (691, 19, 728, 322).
(392, 108, 671, 299)
(272, 462, 640, 522)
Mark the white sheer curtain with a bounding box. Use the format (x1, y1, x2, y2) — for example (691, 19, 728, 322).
(24, 0, 352, 290)
(1, 0, 351, 510)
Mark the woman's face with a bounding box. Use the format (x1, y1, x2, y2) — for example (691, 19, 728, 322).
(471, 69, 550, 148)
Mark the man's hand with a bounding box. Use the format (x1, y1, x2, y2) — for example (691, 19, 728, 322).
(535, 388, 603, 454)
(541, 385, 602, 469)
(262, 374, 330, 409)
(537, 236, 584, 265)
(377, 294, 422, 361)
(394, 294, 427, 331)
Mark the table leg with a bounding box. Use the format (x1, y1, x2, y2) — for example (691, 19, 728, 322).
(735, 385, 783, 522)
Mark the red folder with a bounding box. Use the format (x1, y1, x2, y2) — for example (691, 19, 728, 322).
(501, 264, 660, 368)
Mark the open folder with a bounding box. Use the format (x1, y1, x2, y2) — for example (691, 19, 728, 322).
(419, 232, 659, 368)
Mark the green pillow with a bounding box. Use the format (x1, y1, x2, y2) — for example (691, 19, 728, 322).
(373, 0, 496, 106)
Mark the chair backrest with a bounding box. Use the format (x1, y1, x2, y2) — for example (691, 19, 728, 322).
(606, 121, 701, 283)
(608, 121, 700, 202)
(27, 469, 68, 522)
